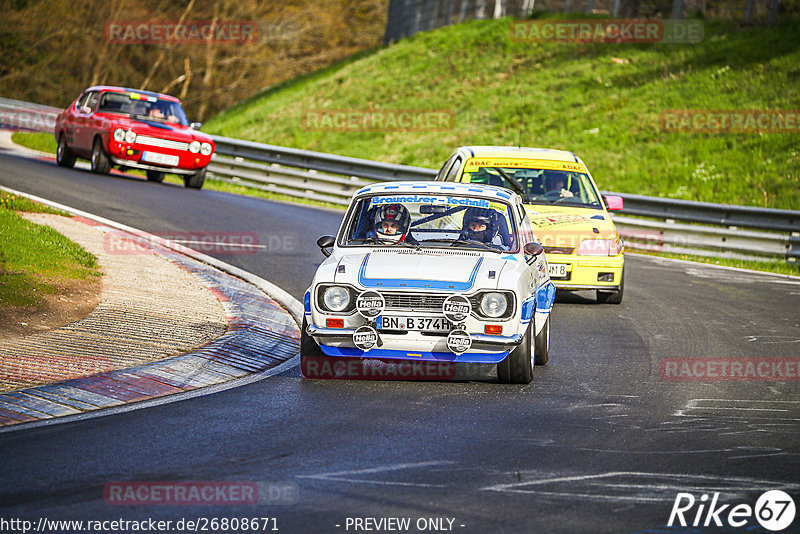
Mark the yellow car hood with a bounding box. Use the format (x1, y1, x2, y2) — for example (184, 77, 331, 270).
(523, 204, 618, 249)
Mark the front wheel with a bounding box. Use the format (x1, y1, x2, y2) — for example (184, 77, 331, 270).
(91, 138, 111, 174)
(597, 267, 624, 304)
(146, 170, 165, 183)
(56, 134, 76, 168)
(300, 317, 331, 379)
(497, 323, 533, 384)
(534, 315, 550, 365)
(184, 166, 206, 189)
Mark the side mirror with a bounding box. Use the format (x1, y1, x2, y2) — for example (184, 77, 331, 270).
(524, 242, 544, 257)
(317, 235, 335, 257)
(190, 122, 203, 130)
(604, 195, 624, 211)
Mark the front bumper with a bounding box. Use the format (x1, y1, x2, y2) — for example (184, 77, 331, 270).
(110, 156, 197, 175)
(546, 253, 624, 290)
(306, 323, 522, 363)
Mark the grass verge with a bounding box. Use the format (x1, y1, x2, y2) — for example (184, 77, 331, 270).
(0, 193, 101, 309)
(205, 15, 800, 211)
(11, 131, 56, 154)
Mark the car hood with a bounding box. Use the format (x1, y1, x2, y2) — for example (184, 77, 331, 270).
(332, 249, 512, 291)
(523, 204, 618, 248)
(98, 114, 210, 142)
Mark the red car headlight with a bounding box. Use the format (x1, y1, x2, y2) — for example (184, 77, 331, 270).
(200, 142, 213, 156)
(113, 128, 125, 142)
(189, 141, 201, 153)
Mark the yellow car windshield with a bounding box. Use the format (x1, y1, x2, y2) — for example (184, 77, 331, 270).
(463, 167, 603, 209)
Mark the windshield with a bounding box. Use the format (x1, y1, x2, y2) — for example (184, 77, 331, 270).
(97, 91, 189, 126)
(462, 165, 603, 209)
(340, 194, 518, 252)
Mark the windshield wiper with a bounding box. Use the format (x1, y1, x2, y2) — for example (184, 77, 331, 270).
(351, 237, 421, 250)
(421, 238, 501, 253)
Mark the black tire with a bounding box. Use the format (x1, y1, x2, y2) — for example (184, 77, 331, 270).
(56, 133, 76, 168)
(497, 323, 533, 384)
(534, 315, 550, 366)
(184, 166, 206, 189)
(90, 138, 111, 174)
(300, 317, 327, 378)
(146, 170, 166, 183)
(597, 266, 624, 304)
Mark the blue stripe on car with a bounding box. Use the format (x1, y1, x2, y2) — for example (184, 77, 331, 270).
(358, 254, 483, 291)
(536, 280, 556, 313)
(520, 296, 535, 324)
(319, 345, 510, 363)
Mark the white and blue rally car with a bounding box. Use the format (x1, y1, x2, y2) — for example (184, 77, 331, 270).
(302, 181, 556, 383)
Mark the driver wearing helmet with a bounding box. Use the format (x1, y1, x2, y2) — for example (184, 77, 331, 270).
(368, 203, 414, 244)
(460, 207, 502, 247)
(543, 170, 574, 198)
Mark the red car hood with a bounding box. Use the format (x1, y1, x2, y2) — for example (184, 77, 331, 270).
(98, 113, 211, 143)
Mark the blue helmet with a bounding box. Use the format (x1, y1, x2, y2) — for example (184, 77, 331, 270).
(461, 207, 499, 244)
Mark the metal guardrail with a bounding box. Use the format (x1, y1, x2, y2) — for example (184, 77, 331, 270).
(611, 216, 800, 262)
(604, 191, 800, 233)
(212, 135, 436, 182)
(2, 97, 798, 263)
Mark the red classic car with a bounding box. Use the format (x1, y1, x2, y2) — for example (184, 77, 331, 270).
(54, 86, 214, 189)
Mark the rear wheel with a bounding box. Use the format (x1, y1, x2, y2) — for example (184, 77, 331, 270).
(184, 167, 206, 189)
(56, 134, 76, 168)
(597, 267, 624, 304)
(497, 323, 533, 384)
(146, 170, 165, 183)
(534, 316, 550, 365)
(90, 138, 111, 174)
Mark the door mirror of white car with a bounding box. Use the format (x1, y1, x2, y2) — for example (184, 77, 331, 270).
(604, 195, 624, 211)
(190, 122, 203, 130)
(524, 242, 544, 257)
(317, 235, 335, 257)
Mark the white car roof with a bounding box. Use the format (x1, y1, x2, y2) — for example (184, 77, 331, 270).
(355, 181, 519, 203)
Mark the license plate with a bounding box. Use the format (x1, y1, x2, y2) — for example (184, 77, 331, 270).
(548, 263, 568, 278)
(141, 151, 179, 166)
(377, 316, 452, 332)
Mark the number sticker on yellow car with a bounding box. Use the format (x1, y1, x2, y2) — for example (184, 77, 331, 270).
(548, 263, 568, 278)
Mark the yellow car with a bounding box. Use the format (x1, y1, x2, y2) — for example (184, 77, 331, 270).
(435, 146, 625, 303)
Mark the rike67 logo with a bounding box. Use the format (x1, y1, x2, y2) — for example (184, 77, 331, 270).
(668, 490, 796, 531)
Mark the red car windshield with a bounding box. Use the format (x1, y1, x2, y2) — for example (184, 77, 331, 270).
(97, 92, 189, 126)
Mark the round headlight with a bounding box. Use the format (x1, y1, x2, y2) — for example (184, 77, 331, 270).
(124, 130, 137, 143)
(200, 142, 213, 156)
(189, 140, 201, 153)
(480, 292, 508, 318)
(323, 286, 350, 312)
(113, 128, 125, 142)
